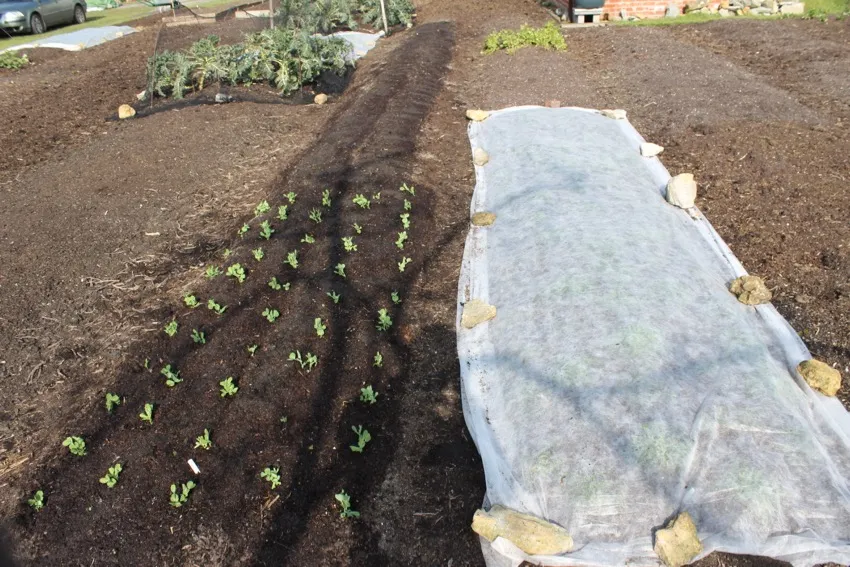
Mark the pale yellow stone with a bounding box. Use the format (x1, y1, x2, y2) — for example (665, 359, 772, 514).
(472, 505, 573, 556)
(797, 359, 842, 397)
(466, 109, 490, 121)
(600, 108, 627, 119)
(471, 212, 496, 226)
(314, 93, 328, 105)
(654, 512, 703, 567)
(729, 275, 772, 305)
(461, 299, 496, 329)
(473, 147, 489, 166)
(118, 104, 136, 119)
(641, 142, 664, 157)
(666, 173, 697, 209)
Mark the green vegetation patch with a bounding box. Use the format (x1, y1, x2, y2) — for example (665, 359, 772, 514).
(483, 21, 566, 55)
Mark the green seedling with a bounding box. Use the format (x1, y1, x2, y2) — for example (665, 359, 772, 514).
(322, 189, 332, 207)
(334, 263, 346, 278)
(194, 429, 212, 450)
(184, 294, 200, 308)
(398, 257, 411, 272)
(327, 291, 341, 304)
(352, 223, 362, 234)
(391, 291, 401, 305)
(105, 392, 121, 413)
(376, 309, 393, 332)
(263, 308, 280, 323)
(334, 490, 360, 519)
(62, 436, 86, 457)
(349, 426, 371, 453)
(144, 358, 150, 370)
(269, 277, 282, 290)
(280, 415, 288, 424)
(314, 317, 326, 338)
(28, 490, 44, 512)
(238, 223, 250, 238)
(253, 248, 265, 261)
(286, 251, 299, 269)
(204, 265, 221, 279)
(139, 403, 154, 424)
(223, 248, 233, 259)
(400, 213, 411, 229)
(373, 351, 383, 367)
(286, 191, 297, 204)
(360, 385, 379, 404)
(302, 234, 315, 244)
(255, 200, 270, 216)
(259, 220, 274, 240)
(309, 208, 323, 223)
(99, 463, 123, 488)
(247, 344, 259, 356)
(226, 263, 246, 283)
(352, 194, 370, 209)
(342, 237, 357, 252)
(404, 199, 412, 211)
(219, 377, 238, 397)
(399, 183, 415, 195)
(161, 364, 182, 387)
(260, 467, 281, 489)
(207, 299, 227, 315)
(277, 205, 289, 220)
(372, 191, 381, 201)
(191, 329, 206, 344)
(169, 481, 196, 508)
(164, 319, 178, 337)
(288, 351, 317, 372)
(395, 231, 408, 249)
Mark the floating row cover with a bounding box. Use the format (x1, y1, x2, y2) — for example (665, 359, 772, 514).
(456, 107, 850, 567)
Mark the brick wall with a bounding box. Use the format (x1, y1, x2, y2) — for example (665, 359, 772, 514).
(600, 0, 689, 18)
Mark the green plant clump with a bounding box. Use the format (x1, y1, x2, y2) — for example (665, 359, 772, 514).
(260, 466, 281, 489)
(99, 463, 123, 488)
(62, 436, 86, 456)
(27, 490, 44, 511)
(360, 385, 378, 404)
(105, 392, 121, 413)
(349, 425, 371, 453)
(483, 21, 566, 55)
(170, 480, 196, 508)
(0, 51, 28, 70)
(195, 428, 213, 450)
(139, 403, 155, 424)
(334, 490, 360, 518)
(220, 377, 239, 397)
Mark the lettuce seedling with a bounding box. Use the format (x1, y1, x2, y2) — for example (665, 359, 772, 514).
(314, 317, 326, 338)
(269, 277, 282, 290)
(322, 189, 332, 208)
(309, 208, 323, 223)
(349, 426, 371, 453)
(373, 352, 383, 367)
(399, 183, 415, 196)
(352, 194, 370, 209)
(252, 248, 264, 261)
(376, 309, 393, 332)
(327, 291, 341, 304)
(391, 291, 401, 305)
(105, 392, 121, 413)
(263, 308, 280, 323)
(191, 329, 206, 344)
(301, 234, 315, 244)
(247, 344, 258, 356)
(261, 467, 281, 489)
(139, 403, 154, 424)
(398, 257, 411, 272)
(204, 265, 221, 279)
(161, 364, 182, 387)
(207, 299, 227, 315)
(255, 200, 270, 216)
(335, 490, 359, 519)
(238, 224, 250, 237)
(219, 377, 238, 397)
(62, 436, 86, 456)
(227, 263, 246, 283)
(277, 205, 288, 220)
(286, 251, 298, 269)
(404, 199, 412, 211)
(352, 223, 362, 234)
(395, 231, 407, 249)
(342, 237, 357, 252)
(259, 220, 274, 240)
(334, 263, 346, 278)
(184, 294, 200, 308)
(289, 351, 317, 372)
(194, 429, 212, 450)
(360, 385, 378, 404)
(99, 463, 123, 488)
(164, 319, 178, 337)
(400, 213, 411, 229)
(286, 191, 297, 204)
(169, 481, 196, 508)
(28, 490, 44, 511)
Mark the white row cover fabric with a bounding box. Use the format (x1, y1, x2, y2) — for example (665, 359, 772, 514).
(1, 26, 135, 53)
(456, 107, 850, 567)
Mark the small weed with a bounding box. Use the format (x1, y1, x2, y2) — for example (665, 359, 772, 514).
(376, 309, 393, 331)
(286, 191, 297, 204)
(194, 429, 212, 450)
(255, 200, 270, 216)
(289, 351, 318, 372)
(247, 344, 259, 356)
(99, 463, 123, 488)
(301, 233, 316, 244)
(335, 490, 360, 519)
(373, 352, 383, 367)
(395, 231, 408, 249)
(207, 299, 227, 315)
(223, 249, 233, 259)
(161, 364, 182, 387)
(252, 248, 265, 261)
(269, 277, 283, 290)
(400, 213, 411, 229)
(372, 191, 381, 201)
(263, 308, 280, 323)
(191, 329, 206, 344)
(352, 223, 362, 234)
(314, 317, 327, 338)
(164, 319, 178, 337)
(403, 199, 412, 211)
(360, 385, 379, 404)
(391, 291, 401, 305)
(238, 224, 250, 238)
(322, 189, 332, 207)
(277, 205, 289, 220)
(226, 263, 247, 283)
(169, 481, 196, 508)
(260, 467, 281, 489)
(327, 291, 341, 304)
(62, 436, 86, 457)
(219, 377, 238, 397)
(309, 208, 323, 223)
(144, 358, 150, 370)
(259, 220, 274, 240)
(139, 403, 154, 424)
(399, 183, 415, 196)
(184, 294, 200, 308)
(279, 415, 288, 424)
(342, 236, 357, 252)
(205, 265, 221, 279)
(349, 426, 371, 453)
(398, 257, 411, 272)
(286, 251, 299, 269)
(352, 194, 371, 209)
(28, 490, 44, 511)
(334, 263, 346, 278)
(105, 392, 121, 413)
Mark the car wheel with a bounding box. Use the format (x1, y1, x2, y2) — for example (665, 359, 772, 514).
(30, 13, 45, 34)
(73, 4, 85, 24)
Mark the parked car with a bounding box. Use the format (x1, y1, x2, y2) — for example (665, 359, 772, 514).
(0, 0, 87, 35)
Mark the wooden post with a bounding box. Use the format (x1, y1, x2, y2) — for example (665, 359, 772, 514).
(379, 0, 388, 34)
(269, 0, 274, 28)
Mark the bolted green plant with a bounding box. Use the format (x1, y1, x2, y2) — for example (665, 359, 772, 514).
(395, 231, 408, 249)
(342, 236, 357, 252)
(207, 299, 227, 315)
(194, 428, 212, 450)
(99, 463, 123, 488)
(391, 291, 401, 305)
(105, 392, 121, 413)
(169, 480, 196, 508)
(289, 350, 318, 372)
(27, 490, 44, 512)
(373, 351, 383, 367)
(62, 436, 86, 457)
(301, 233, 316, 244)
(334, 263, 346, 278)
(277, 205, 289, 220)
(286, 191, 297, 204)
(247, 344, 259, 356)
(161, 364, 182, 387)
(253, 248, 265, 261)
(398, 257, 411, 272)
(184, 293, 200, 308)
(263, 308, 280, 323)
(314, 317, 327, 338)
(309, 208, 323, 224)
(219, 377, 238, 397)
(403, 199, 412, 211)
(286, 251, 299, 269)
(400, 212, 411, 229)
(322, 189, 332, 207)
(399, 182, 415, 196)
(260, 467, 281, 489)
(349, 425, 371, 453)
(205, 265, 222, 279)
(226, 263, 247, 283)
(327, 290, 341, 304)
(191, 329, 206, 344)
(139, 403, 155, 424)
(238, 223, 250, 238)
(352, 222, 362, 234)
(376, 309, 393, 332)
(255, 200, 271, 217)
(259, 220, 274, 240)
(334, 490, 360, 519)
(360, 385, 379, 404)
(352, 194, 371, 209)
(164, 319, 178, 337)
